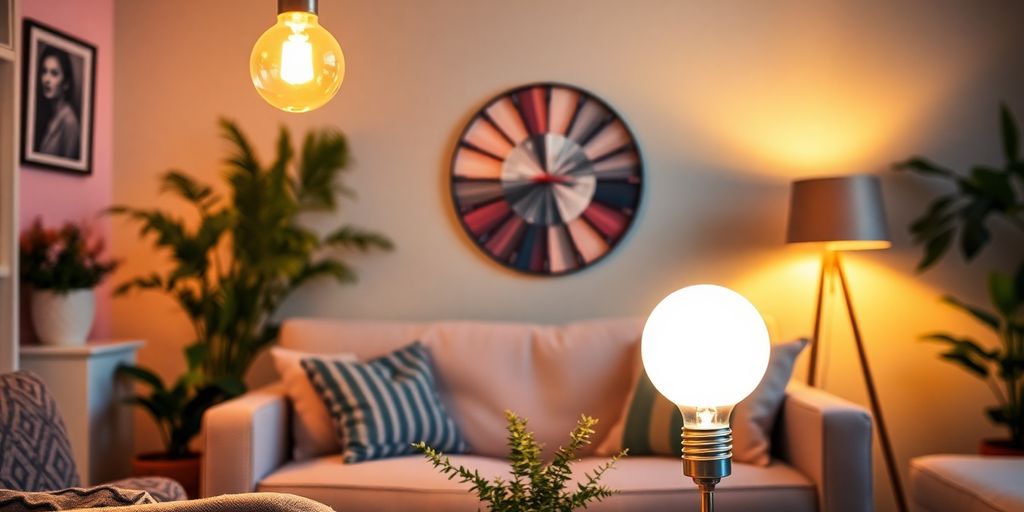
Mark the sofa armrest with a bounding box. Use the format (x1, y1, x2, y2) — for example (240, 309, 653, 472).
(201, 383, 290, 497)
(776, 384, 873, 512)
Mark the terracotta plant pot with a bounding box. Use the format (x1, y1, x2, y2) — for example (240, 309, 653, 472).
(978, 439, 1024, 457)
(132, 452, 201, 499)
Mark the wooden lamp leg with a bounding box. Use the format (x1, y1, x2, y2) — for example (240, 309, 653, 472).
(807, 250, 833, 386)
(834, 253, 909, 512)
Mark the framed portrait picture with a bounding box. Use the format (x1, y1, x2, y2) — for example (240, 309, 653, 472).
(0, 0, 12, 50)
(20, 19, 96, 175)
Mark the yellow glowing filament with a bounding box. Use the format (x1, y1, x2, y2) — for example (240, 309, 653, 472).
(281, 33, 314, 85)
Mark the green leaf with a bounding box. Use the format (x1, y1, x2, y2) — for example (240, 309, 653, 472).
(959, 218, 991, 261)
(988, 271, 1018, 317)
(325, 226, 394, 251)
(916, 229, 955, 271)
(939, 351, 989, 378)
(184, 342, 209, 371)
(942, 295, 1000, 330)
(1015, 261, 1024, 303)
(116, 364, 166, 391)
(920, 333, 998, 360)
(968, 166, 1015, 206)
(1001, 103, 1020, 164)
(987, 405, 1009, 425)
(892, 157, 955, 178)
(160, 170, 216, 206)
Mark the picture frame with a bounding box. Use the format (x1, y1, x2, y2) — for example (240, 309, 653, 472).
(0, 0, 12, 50)
(20, 19, 96, 175)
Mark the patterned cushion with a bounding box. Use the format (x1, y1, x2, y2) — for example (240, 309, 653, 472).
(0, 372, 79, 490)
(597, 338, 806, 466)
(301, 341, 469, 463)
(0, 485, 155, 511)
(105, 477, 186, 502)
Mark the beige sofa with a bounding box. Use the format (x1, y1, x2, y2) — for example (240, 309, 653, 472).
(202, 318, 873, 512)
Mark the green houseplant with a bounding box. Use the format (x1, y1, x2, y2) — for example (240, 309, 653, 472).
(19, 218, 118, 345)
(113, 119, 392, 491)
(414, 411, 626, 512)
(893, 103, 1024, 452)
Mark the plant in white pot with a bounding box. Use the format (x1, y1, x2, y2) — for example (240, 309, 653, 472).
(19, 218, 118, 345)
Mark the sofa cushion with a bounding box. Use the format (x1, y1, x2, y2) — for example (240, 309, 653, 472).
(596, 338, 806, 466)
(271, 347, 357, 461)
(257, 454, 816, 512)
(910, 455, 1024, 512)
(280, 317, 642, 458)
(302, 342, 469, 462)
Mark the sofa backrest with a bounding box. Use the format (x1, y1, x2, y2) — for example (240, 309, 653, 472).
(279, 317, 643, 458)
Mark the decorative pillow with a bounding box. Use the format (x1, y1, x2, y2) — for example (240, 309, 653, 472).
(596, 338, 807, 466)
(105, 477, 186, 502)
(270, 347, 357, 460)
(0, 486, 156, 511)
(0, 371, 79, 491)
(301, 341, 470, 463)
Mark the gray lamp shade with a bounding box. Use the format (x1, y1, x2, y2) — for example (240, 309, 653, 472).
(786, 175, 891, 250)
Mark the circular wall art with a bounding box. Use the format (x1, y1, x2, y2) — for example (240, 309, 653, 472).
(450, 83, 643, 275)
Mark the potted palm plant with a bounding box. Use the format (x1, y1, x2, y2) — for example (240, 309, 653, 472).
(894, 103, 1023, 454)
(113, 119, 392, 495)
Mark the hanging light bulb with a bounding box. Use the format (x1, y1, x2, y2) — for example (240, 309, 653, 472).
(250, 0, 345, 113)
(641, 284, 770, 512)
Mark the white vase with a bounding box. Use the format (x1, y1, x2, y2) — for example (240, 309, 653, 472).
(30, 288, 95, 346)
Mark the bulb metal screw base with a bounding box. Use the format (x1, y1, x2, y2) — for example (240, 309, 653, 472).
(278, 0, 317, 15)
(682, 426, 733, 512)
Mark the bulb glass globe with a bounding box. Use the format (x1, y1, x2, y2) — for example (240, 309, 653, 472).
(250, 12, 345, 113)
(641, 284, 770, 429)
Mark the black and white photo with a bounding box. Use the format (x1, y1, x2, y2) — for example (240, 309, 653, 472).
(21, 19, 95, 175)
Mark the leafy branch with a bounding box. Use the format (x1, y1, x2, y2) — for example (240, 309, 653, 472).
(414, 412, 626, 512)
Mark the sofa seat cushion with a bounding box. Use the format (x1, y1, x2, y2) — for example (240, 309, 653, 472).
(910, 455, 1024, 512)
(257, 455, 816, 512)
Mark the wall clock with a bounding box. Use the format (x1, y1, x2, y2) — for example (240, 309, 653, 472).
(450, 83, 643, 275)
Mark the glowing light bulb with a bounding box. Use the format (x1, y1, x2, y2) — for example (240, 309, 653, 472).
(250, 3, 344, 113)
(641, 284, 770, 429)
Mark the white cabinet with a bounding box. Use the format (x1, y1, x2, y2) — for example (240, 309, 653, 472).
(20, 340, 144, 485)
(0, 0, 18, 373)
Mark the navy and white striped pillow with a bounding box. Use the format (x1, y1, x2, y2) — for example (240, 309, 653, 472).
(301, 341, 469, 463)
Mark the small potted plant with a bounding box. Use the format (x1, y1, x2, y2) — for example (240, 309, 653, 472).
(19, 218, 118, 345)
(414, 412, 626, 511)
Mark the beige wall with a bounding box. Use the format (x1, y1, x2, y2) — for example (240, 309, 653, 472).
(113, 1, 1024, 510)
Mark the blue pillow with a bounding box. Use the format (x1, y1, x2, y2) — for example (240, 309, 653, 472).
(301, 341, 469, 463)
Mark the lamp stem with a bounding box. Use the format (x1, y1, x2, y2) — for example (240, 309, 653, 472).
(698, 480, 715, 512)
(807, 250, 834, 386)
(833, 253, 908, 512)
(681, 426, 731, 512)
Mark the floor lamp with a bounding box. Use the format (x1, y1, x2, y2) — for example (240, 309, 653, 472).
(785, 175, 908, 512)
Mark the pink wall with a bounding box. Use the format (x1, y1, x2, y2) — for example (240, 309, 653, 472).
(20, 0, 114, 340)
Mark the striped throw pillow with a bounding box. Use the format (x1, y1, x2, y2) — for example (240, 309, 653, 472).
(603, 338, 807, 464)
(301, 341, 469, 463)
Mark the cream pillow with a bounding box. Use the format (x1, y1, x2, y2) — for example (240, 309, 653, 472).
(270, 347, 357, 461)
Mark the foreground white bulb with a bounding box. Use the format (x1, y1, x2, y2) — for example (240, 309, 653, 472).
(642, 284, 770, 429)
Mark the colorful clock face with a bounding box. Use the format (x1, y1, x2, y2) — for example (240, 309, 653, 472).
(451, 83, 643, 275)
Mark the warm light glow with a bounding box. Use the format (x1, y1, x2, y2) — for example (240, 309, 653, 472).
(642, 285, 770, 429)
(281, 34, 314, 84)
(787, 240, 893, 252)
(250, 11, 345, 113)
